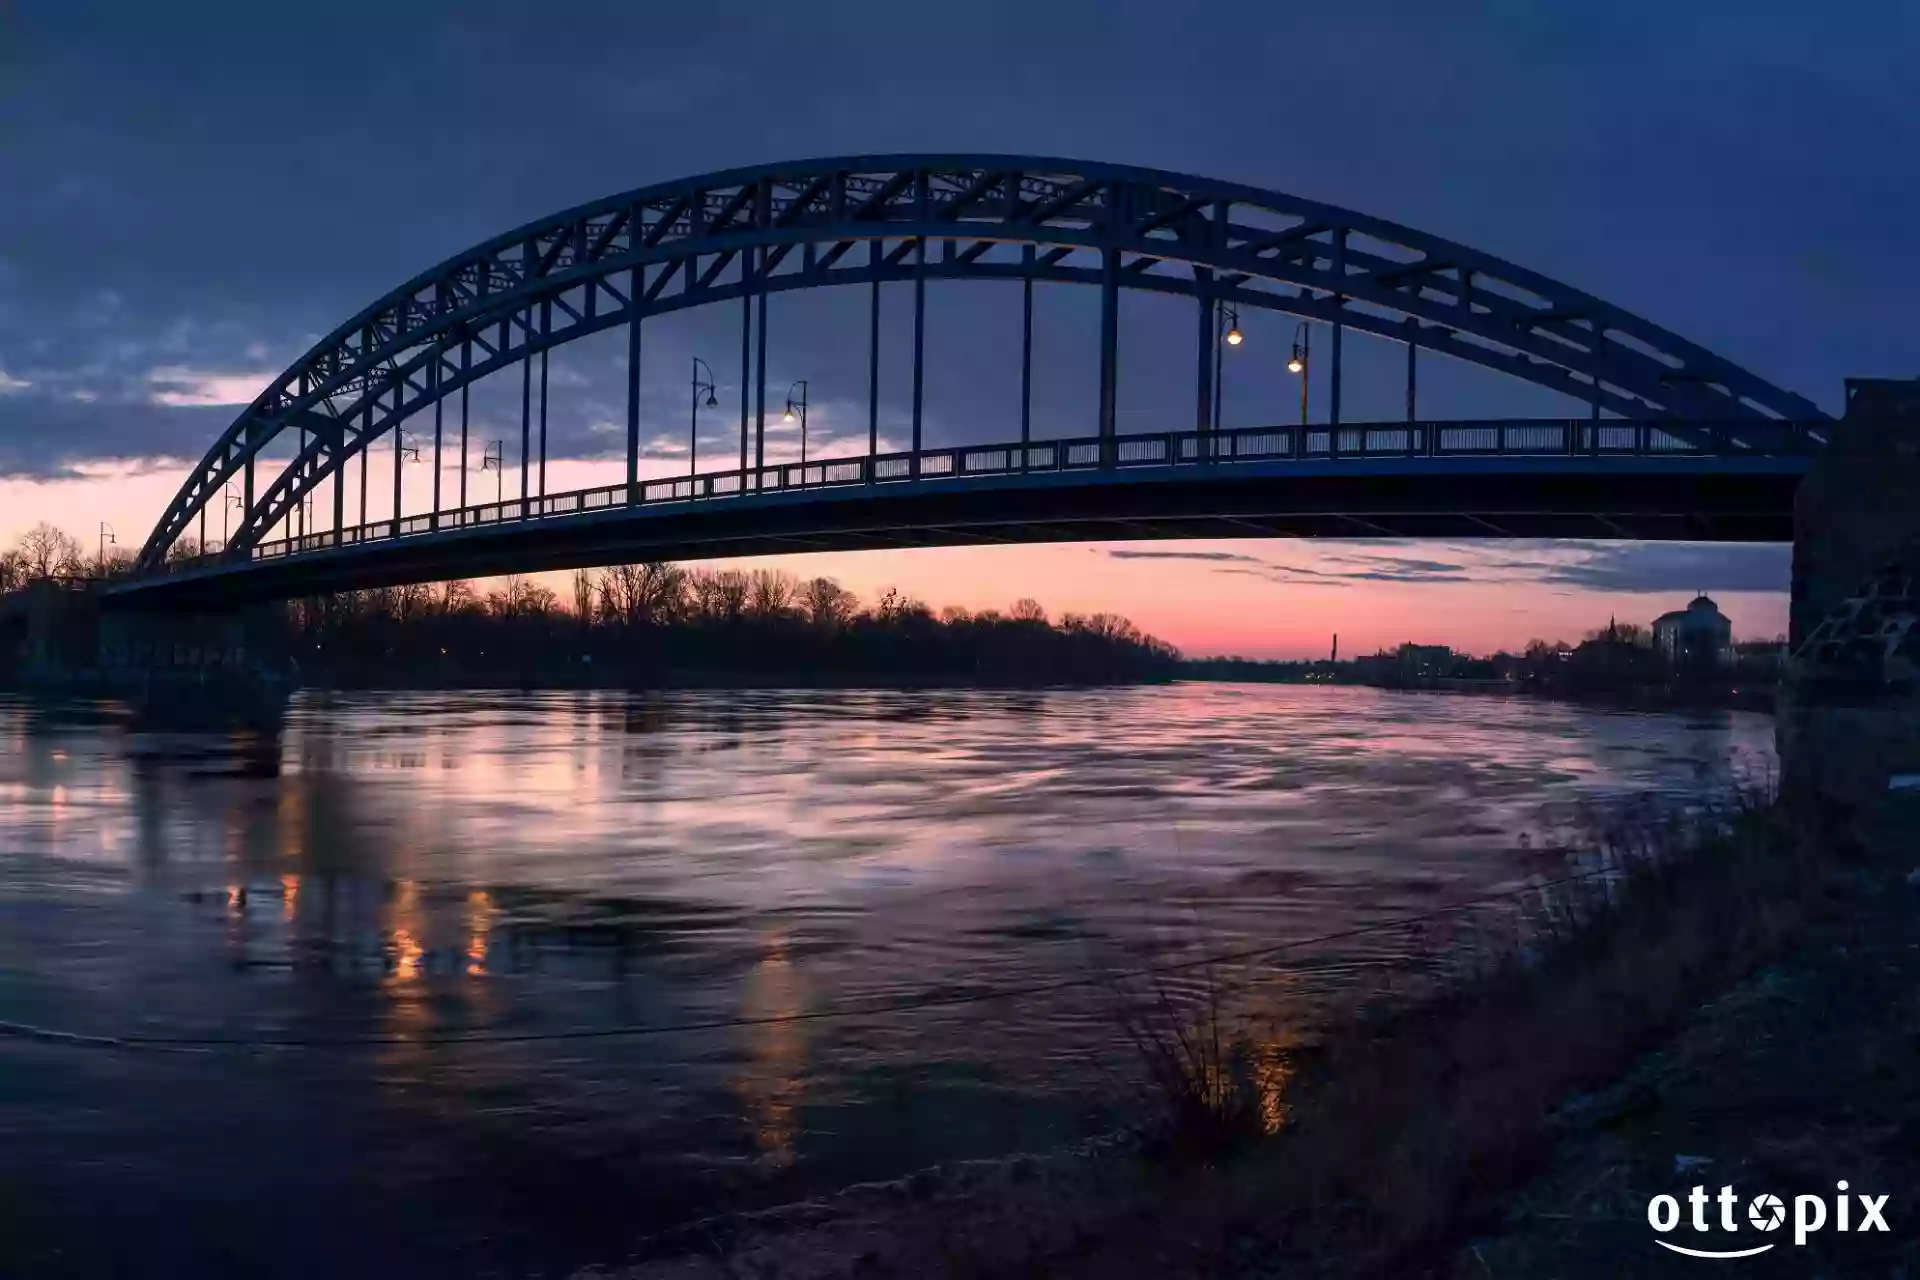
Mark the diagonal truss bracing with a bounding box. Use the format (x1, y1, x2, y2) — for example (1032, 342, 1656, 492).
(136, 155, 1827, 570)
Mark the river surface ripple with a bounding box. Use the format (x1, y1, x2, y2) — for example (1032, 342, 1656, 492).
(0, 684, 1772, 1277)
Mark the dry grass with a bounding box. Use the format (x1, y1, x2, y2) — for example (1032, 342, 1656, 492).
(1104, 957, 1288, 1165)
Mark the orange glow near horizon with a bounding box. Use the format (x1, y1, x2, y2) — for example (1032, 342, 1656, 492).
(0, 460, 1790, 660)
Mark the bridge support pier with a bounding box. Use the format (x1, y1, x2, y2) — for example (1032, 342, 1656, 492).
(1778, 377, 1920, 855)
(97, 607, 261, 676)
(2, 585, 288, 695)
(0, 581, 99, 684)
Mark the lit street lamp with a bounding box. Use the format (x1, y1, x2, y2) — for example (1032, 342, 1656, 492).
(783, 380, 810, 465)
(1288, 321, 1312, 426)
(1213, 304, 1242, 435)
(691, 357, 718, 476)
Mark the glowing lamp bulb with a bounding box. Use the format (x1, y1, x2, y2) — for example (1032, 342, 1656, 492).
(1224, 328, 1243, 346)
(783, 408, 796, 423)
(1287, 357, 1305, 374)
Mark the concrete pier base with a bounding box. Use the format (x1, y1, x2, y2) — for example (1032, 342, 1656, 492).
(0, 580, 290, 696)
(1779, 378, 1920, 853)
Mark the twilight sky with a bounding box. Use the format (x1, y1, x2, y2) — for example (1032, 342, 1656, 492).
(0, 1, 1913, 656)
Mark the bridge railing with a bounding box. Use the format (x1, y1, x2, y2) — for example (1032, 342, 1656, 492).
(149, 417, 1829, 578)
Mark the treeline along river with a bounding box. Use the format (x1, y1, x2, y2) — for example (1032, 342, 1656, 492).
(0, 684, 1772, 1277)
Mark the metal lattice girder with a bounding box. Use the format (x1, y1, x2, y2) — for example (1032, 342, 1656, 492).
(137, 154, 1828, 570)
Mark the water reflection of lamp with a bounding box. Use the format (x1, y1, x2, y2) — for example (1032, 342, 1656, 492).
(389, 878, 424, 984)
(373, 875, 432, 1085)
(466, 888, 493, 977)
(731, 929, 807, 1168)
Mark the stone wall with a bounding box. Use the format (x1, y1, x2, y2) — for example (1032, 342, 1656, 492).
(0, 583, 287, 690)
(1789, 380, 1920, 650)
(1781, 377, 1920, 853)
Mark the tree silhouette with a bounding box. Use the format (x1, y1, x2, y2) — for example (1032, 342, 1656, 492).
(15, 524, 84, 579)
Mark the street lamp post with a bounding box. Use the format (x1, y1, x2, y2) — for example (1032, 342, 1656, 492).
(1288, 321, 1312, 426)
(480, 440, 504, 505)
(396, 432, 422, 530)
(691, 357, 718, 478)
(783, 380, 810, 465)
(223, 485, 246, 548)
(98, 523, 114, 575)
(1213, 305, 1243, 436)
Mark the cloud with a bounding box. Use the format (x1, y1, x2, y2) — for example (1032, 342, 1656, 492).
(1327, 569, 1477, 583)
(1532, 542, 1790, 594)
(1106, 550, 1266, 563)
(1261, 540, 1792, 597)
(1263, 563, 1478, 585)
(145, 366, 277, 408)
(1102, 539, 1785, 595)
(1215, 566, 1352, 588)
(1113, 547, 1479, 586)
(1316, 552, 1468, 575)
(0, 396, 230, 478)
(0, 369, 30, 393)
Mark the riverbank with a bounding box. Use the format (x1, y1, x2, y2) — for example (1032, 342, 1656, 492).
(287, 667, 1175, 691)
(1454, 803, 1918, 1277)
(1178, 672, 1778, 715)
(583, 795, 1897, 1278)
(4, 670, 1758, 707)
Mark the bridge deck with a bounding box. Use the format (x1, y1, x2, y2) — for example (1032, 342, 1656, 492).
(111, 419, 1826, 606)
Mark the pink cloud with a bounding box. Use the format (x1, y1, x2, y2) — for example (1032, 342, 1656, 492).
(145, 367, 277, 408)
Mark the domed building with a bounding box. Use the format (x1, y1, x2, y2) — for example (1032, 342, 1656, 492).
(1652, 595, 1733, 670)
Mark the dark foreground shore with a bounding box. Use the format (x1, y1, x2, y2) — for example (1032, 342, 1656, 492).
(1455, 829, 1917, 1277)
(579, 797, 1916, 1279)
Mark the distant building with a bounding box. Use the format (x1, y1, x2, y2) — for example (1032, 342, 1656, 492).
(1396, 643, 1453, 680)
(1652, 595, 1733, 670)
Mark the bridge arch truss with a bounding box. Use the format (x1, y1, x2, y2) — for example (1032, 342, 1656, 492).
(136, 154, 1827, 571)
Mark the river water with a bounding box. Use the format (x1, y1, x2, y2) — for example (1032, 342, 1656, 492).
(0, 684, 1771, 1277)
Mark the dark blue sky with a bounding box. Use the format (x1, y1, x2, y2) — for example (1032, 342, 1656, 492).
(0, 0, 1912, 629)
(2, 0, 1914, 465)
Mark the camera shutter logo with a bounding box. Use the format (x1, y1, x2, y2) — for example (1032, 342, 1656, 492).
(1747, 1194, 1785, 1233)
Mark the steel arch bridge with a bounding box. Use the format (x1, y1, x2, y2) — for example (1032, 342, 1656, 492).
(120, 153, 1830, 601)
